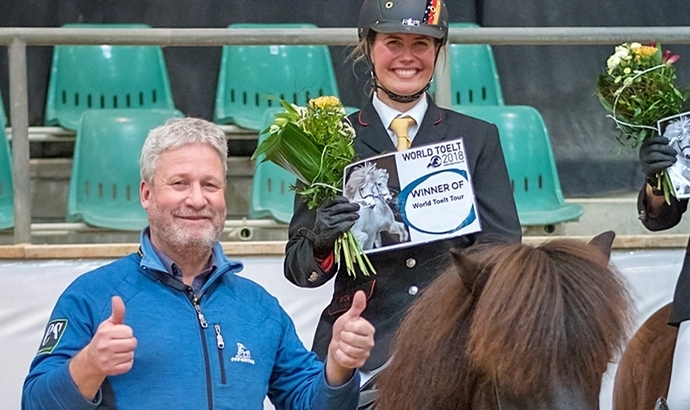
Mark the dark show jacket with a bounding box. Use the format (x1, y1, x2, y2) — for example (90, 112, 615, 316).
(638, 184, 690, 325)
(284, 96, 522, 371)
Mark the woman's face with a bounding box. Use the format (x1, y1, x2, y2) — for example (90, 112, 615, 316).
(369, 32, 439, 107)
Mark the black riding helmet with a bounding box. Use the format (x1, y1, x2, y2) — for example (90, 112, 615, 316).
(358, 0, 449, 45)
(358, 0, 449, 103)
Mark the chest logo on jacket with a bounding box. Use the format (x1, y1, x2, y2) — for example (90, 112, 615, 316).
(231, 342, 255, 365)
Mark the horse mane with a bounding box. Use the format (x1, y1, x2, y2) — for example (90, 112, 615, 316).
(371, 167, 389, 184)
(344, 162, 376, 200)
(375, 238, 634, 409)
(467, 239, 633, 399)
(664, 115, 690, 142)
(375, 257, 482, 410)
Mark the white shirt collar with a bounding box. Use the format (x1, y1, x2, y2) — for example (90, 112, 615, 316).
(372, 93, 428, 145)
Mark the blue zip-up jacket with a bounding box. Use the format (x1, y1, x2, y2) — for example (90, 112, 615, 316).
(22, 232, 360, 410)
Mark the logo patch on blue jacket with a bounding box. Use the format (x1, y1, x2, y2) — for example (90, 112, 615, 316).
(231, 342, 255, 365)
(38, 319, 67, 355)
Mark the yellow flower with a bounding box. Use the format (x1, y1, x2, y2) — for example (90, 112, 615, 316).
(632, 45, 657, 59)
(309, 95, 342, 110)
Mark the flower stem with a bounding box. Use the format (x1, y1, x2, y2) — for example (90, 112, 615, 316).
(336, 230, 377, 279)
(340, 233, 355, 279)
(662, 171, 674, 205)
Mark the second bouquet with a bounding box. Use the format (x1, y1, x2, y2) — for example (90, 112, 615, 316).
(596, 41, 688, 201)
(252, 96, 375, 278)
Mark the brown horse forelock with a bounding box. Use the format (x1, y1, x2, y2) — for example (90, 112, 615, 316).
(468, 240, 634, 401)
(375, 240, 634, 410)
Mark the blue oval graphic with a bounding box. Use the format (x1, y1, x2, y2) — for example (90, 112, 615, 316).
(397, 169, 476, 235)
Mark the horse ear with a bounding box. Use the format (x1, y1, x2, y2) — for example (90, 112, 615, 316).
(450, 248, 478, 291)
(588, 230, 616, 261)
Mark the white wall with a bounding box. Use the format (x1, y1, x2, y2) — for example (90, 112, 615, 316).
(1, 250, 682, 410)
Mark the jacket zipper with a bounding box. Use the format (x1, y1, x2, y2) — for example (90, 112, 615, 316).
(187, 287, 214, 410)
(214, 324, 227, 385)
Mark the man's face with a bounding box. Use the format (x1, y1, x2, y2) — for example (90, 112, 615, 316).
(140, 143, 226, 255)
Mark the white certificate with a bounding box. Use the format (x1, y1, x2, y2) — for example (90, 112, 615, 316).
(343, 138, 481, 254)
(658, 111, 690, 199)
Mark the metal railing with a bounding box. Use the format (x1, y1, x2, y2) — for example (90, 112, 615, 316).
(1, 26, 690, 243)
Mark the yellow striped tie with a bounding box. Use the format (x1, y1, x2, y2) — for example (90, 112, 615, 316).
(390, 116, 416, 151)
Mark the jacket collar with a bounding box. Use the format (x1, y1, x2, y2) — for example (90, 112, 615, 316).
(138, 227, 244, 294)
(354, 94, 446, 153)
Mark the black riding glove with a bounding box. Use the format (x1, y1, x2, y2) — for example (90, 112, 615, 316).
(639, 136, 677, 179)
(312, 196, 360, 259)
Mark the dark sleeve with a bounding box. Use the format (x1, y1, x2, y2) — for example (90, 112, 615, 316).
(637, 182, 688, 231)
(283, 182, 338, 288)
(470, 123, 522, 243)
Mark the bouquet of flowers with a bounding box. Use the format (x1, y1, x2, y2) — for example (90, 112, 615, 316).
(251, 96, 375, 278)
(596, 41, 688, 200)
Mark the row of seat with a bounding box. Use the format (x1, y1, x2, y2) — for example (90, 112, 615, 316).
(43, 23, 504, 133)
(0, 23, 581, 232)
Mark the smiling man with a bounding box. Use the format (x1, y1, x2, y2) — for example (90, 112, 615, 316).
(22, 117, 375, 410)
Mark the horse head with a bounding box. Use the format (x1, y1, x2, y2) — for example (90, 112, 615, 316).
(665, 115, 690, 160)
(344, 162, 390, 207)
(374, 232, 634, 410)
(344, 162, 374, 202)
(346, 162, 408, 250)
(371, 167, 392, 202)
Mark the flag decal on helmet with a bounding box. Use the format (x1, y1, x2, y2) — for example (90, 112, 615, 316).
(424, 0, 442, 25)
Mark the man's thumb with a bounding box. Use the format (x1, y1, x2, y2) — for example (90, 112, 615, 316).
(109, 296, 126, 325)
(346, 291, 367, 318)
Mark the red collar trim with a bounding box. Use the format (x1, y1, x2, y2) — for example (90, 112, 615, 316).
(358, 110, 368, 126)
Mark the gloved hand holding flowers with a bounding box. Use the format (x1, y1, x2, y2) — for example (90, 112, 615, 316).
(252, 96, 375, 278)
(596, 41, 689, 202)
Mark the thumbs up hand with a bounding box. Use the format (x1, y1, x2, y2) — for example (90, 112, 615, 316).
(85, 296, 137, 377)
(325, 291, 375, 386)
(69, 296, 138, 400)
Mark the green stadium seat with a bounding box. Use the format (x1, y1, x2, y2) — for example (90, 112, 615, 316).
(249, 107, 297, 223)
(453, 105, 583, 227)
(0, 91, 13, 230)
(45, 24, 176, 130)
(67, 108, 183, 230)
(431, 22, 504, 106)
(214, 23, 341, 131)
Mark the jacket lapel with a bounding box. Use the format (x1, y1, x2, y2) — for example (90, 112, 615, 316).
(352, 101, 397, 154)
(351, 95, 451, 154)
(411, 96, 448, 148)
